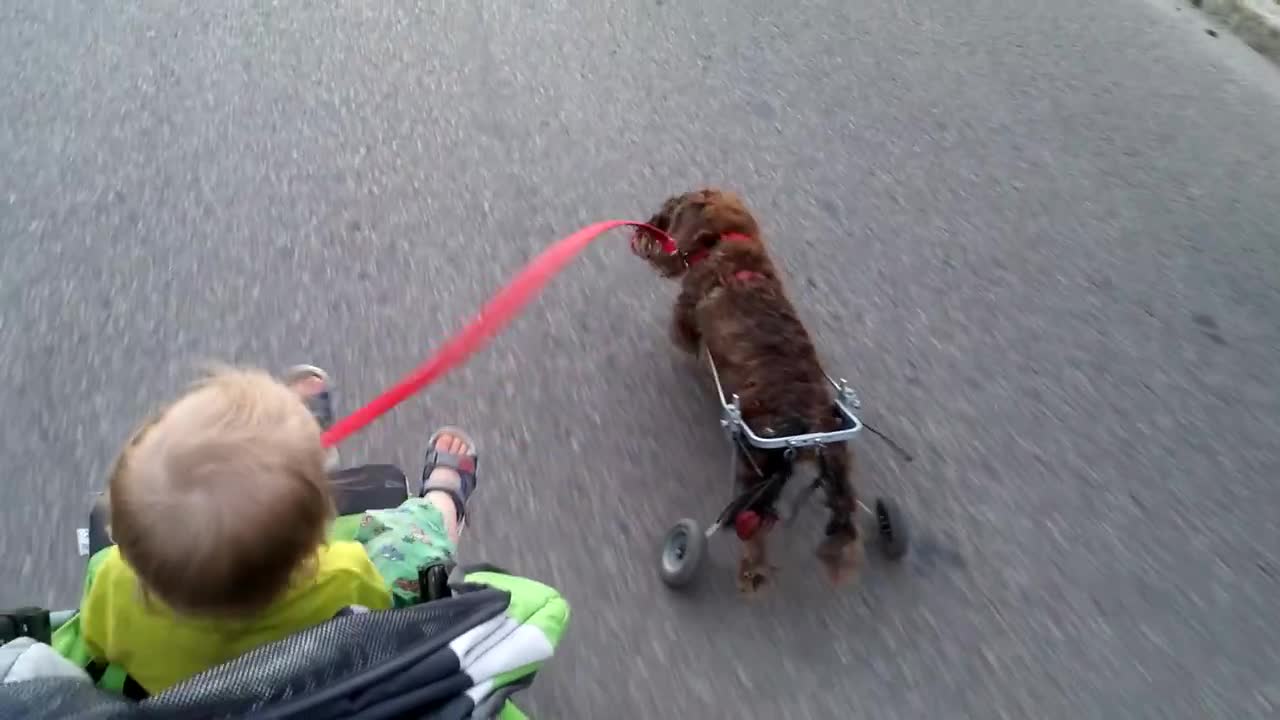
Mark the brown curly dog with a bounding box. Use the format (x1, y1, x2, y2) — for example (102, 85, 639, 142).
(631, 188, 861, 594)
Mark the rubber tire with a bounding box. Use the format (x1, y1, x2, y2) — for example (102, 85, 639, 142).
(658, 518, 707, 588)
(875, 497, 910, 561)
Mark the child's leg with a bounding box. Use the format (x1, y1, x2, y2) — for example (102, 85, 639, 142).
(419, 428, 478, 544)
(283, 364, 341, 471)
(356, 427, 479, 606)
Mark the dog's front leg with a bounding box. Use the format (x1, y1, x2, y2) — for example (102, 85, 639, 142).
(671, 288, 701, 353)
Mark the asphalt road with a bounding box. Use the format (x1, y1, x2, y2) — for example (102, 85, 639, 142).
(3, 0, 1280, 717)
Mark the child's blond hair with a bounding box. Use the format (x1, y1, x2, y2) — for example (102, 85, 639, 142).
(107, 367, 335, 616)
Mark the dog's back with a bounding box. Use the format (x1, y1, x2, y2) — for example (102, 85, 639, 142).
(696, 264, 838, 439)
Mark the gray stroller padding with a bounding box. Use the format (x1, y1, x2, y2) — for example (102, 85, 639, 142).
(0, 587, 511, 720)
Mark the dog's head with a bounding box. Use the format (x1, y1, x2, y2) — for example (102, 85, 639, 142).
(630, 188, 762, 278)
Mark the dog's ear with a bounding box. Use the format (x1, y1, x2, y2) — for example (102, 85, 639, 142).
(701, 191, 759, 238)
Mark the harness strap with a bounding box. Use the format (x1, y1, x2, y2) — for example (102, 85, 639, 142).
(86, 660, 149, 700)
(0, 607, 51, 644)
(418, 561, 457, 603)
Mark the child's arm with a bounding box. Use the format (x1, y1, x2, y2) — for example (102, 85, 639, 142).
(339, 544, 398, 611)
(313, 540, 394, 613)
(55, 548, 137, 695)
(53, 546, 115, 666)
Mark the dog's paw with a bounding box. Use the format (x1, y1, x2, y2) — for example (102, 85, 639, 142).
(816, 533, 863, 587)
(736, 558, 776, 595)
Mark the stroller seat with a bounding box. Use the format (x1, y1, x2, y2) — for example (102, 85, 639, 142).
(1, 568, 559, 719)
(1, 464, 567, 719)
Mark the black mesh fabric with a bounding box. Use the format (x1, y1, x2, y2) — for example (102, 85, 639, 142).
(0, 588, 511, 720)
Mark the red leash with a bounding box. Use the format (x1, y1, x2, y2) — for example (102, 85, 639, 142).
(321, 220, 675, 448)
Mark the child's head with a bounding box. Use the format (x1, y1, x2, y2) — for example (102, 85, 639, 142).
(107, 367, 335, 616)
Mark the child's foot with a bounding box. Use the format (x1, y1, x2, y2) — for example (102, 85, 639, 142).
(421, 427, 479, 523)
(283, 364, 341, 472)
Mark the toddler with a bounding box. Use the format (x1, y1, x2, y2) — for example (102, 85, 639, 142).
(79, 366, 477, 694)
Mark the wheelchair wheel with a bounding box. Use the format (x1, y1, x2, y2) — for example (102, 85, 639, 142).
(875, 497, 910, 561)
(658, 519, 706, 588)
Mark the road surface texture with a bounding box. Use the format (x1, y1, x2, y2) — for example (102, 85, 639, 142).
(3, 0, 1279, 717)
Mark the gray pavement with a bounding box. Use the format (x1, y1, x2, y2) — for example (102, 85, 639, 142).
(3, 0, 1280, 717)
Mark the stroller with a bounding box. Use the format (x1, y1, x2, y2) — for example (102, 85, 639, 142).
(0, 464, 568, 720)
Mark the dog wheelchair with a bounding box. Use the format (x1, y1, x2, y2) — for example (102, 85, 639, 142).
(657, 351, 912, 588)
(1, 465, 567, 720)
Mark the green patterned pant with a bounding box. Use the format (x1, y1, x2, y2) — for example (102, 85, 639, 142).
(350, 499, 457, 607)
